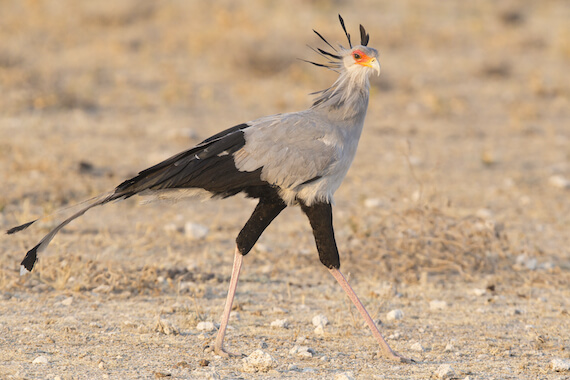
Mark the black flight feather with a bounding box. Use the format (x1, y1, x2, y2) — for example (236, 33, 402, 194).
(360, 24, 369, 46)
(338, 14, 352, 48)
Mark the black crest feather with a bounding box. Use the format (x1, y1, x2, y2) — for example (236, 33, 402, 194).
(338, 14, 352, 48)
(359, 24, 369, 46)
(313, 29, 337, 52)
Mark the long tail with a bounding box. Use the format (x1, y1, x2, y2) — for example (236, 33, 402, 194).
(7, 191, 120, 274)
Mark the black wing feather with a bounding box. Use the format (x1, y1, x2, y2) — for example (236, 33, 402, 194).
(115, 123, 266, 198)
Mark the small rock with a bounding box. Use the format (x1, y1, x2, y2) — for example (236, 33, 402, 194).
(472, 288, 487, 296)
(430, 300, 447, 311)
(364, 198, 383, 208)
(60, 296, 73, 306)
(444, 342, 454, 352)
(184, 222, 209, 240)
(287, 364, 298, 371)
(549, 175, 570, 189)
(410, 342, 424, 352)
(551, 358, 570, 371)
(289, 345, 315, 358)
(314, 324, 325, 335)
(199, 359, 210, 367)
(334, 372, 355, 380)
(242, 350, 276, 373)
(388, 331, 401, 340)
(230, 312, 240, 321)
(435, 364, 455, 379)
(32, 355, 49, 364)
(386, 309, 404, 321)
(196, 321, 216, 332)
(312, 314, 329, 327)
(270, 319, 289, 329)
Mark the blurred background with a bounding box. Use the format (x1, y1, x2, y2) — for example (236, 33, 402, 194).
(1, 0, 569, 284)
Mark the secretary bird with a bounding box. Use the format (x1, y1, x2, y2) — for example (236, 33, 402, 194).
(8, 15, 411, 363)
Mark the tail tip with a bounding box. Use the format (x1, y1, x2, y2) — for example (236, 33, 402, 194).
(20, 265, 30, 276)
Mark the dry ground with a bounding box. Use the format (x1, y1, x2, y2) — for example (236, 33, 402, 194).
(1, 1, 569, 379)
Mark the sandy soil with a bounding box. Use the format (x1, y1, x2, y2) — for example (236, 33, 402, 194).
(1, 1, 569, 379)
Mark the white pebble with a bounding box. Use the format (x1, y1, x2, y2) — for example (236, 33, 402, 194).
(184, 222, 209, 240)
(472, 288, 487, 296)
(60, 296, 73, 306)
(364, 198, 383, 208)
(334, 372, 355, 380)
(411, 342, 424, 352)
(289, 345, 315, 358)
(314, 325, 325, 335)
(551, 358, 570, 371)
(196, 321, 216, 332)
(430, 300, 447, 311)
(312, 314, 329, 327)
(270, 319, 289, 329)
(388, 331, 401, 340)
(444, 343, 454, 352)
(386, 309, 404, 321)
(549, 175, 570, 189)
(435, 364, 455, 379)
(242, 350, 276, 373)
(32, 355, 49, 364)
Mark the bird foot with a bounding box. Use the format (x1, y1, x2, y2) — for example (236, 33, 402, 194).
(213, 345, 246, 358)
(381, 349, 415, 364)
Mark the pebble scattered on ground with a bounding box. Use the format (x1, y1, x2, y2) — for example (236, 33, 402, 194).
(32, 356, 49, 364)
(551, 358, 570, 372)
(184, 222, 209, 240)
(410, 342, 424, 352)
(386, 309, 404, 321)
(242, 350, 276, 373)
(435, 364, 455, 379)
(270, 318, 289, 328)
(196, 321, 216, 332)
(289, 345, 315, 358)
(312, 314, 329, 327)
(430, 300, 448, 310)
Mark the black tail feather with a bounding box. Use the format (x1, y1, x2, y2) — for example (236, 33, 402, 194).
(7, 220, 37, 235)
(20, 243, 40, 272)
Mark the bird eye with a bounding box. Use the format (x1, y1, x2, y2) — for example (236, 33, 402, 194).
(353, 53, 361, 60)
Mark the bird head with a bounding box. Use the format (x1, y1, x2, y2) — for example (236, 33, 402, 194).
(305, 15, 380, 77)
(343, 46, 380, 76)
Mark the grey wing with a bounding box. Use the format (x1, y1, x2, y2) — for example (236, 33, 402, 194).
(233, 112, 340, 190)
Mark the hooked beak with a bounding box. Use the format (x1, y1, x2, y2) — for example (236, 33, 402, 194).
(369, 58, 381, 76)
(359, 57, 381, 76)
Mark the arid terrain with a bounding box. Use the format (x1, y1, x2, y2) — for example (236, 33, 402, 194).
(1, 1, 569, 379)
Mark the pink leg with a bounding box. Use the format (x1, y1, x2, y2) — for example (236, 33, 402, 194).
(329, 268, 413, 363)
(214, 247, 245, 357)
